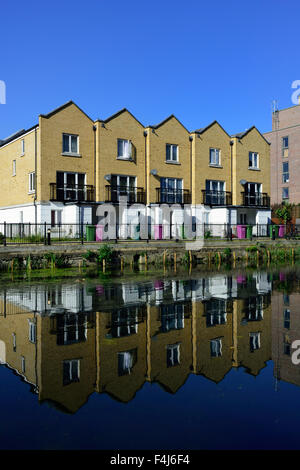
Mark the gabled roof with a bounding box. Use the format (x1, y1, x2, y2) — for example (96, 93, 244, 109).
(232, 126, 271, 145)
(149, 114, 190, 133)
(39, 100, 93, 121)
(98, 108, 145, 128)
(0, 124, 38, 148)
(193, 120, 231, 138)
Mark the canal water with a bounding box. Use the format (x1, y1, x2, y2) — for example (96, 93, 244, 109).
(0, 267, 300, 449)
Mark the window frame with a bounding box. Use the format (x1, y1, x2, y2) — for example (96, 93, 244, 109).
(249, 151, 259, 169)
(62, 133, 79, 155)
(282, 187, 289, 200)
(28, 172, 35, 193)
(21, 139, 25, 156)
(117, 139, 133, 160)
(166, 143, 179, 163)
(282, 161, 289, 183)
(12, 160, 16, 176)
(209, 148, 221, 166)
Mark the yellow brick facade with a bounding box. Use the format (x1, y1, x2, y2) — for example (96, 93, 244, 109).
(0, 101, 270, 226)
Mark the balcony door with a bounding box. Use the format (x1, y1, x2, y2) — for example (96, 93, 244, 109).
(111, 175, 136, 202)
(160, 178, 182, 203)
(245, 182, 261, 206)
(56, 172, 86, 201)
(205, 180, 225, 205)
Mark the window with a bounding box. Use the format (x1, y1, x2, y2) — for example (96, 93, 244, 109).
(249, 152, 259, 169)
(28, 172, 35, 193)
(282, 187, 289, 200)
(63, 359, 80, 385)
(110, 175, 137, 202)
(12, 160, 16, 176)
(210, 338, 222, 357)
(118, 349, 137, 376)
(283, 294, 290, 306)
(109, 308, 138, 338)
(56, 172, 86, 201)
(250, 332, 260, 352)
(284, 309, 290, 329)
(205, 299, 227, 327)
(28, 321, 36, 343)
(282, 136, 289, 149)
(284, 341, 291, 356)
(166, 144, 178, 162)
(56, 313, 87, 345)
(21, 139, 25, 155)
(117, 139, 132, 160)
(205, 180, 225, 205)
(12, 333, 16, 352)
(161, 304, 184, 332)
(21, 356, 25, 374)
(160, 177, 183, 203)
(209, 148, 220, 166)
(282, 162, 289, 183)
(167, 344, 181, 367)
(62, 134, 79, 154)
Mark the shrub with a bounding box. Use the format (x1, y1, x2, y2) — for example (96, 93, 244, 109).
(98, 244, 114, 263)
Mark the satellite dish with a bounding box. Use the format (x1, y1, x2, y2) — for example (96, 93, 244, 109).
(150, 169, 158, 176)
(104, 174, 111, 181)
(240, 179, 247, 185)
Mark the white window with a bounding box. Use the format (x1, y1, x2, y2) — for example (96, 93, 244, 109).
(250, 332, 260, 351)
(160, 177, 183, 203)
(28, 320, 36, 343)
(209, 148, 220, 166)
(21, 139, 25, 155)
(166, 144, 178, 162)
(166, 344, 180, 367)
(12, 160, 16, 176)
(118, 349, 137, 375)
(249, 152, 259, 169)
(210, 338, 222, 357)
(63, 359, 80, 385)
(29, 172, 35, 193)
(62, 134, 79, 154)
(21, 356, 25, 374)
(12, 333, 16, 352)
(117, 139, 132, 159)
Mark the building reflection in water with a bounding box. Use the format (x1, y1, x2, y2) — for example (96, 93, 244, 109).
(0, 270, 296, 414)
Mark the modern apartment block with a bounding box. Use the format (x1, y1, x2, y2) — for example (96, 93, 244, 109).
(0, 101, 271, 232)
(264, 103, 300, 205)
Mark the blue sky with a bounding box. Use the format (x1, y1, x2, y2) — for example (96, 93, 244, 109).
(1, 0, 300, 138)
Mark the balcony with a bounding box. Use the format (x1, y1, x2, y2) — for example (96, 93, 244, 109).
(202, 190, 232, 206)
(156, 188, 191, 204)
(105, 185, 146, 204)
(241, 192, 270, 207)
(50, 183, 95, 202)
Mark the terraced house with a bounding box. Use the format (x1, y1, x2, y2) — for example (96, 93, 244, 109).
(0, 101, 271, 237)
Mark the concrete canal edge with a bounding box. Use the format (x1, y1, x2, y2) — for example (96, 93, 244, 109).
(0, 239, 299, 268)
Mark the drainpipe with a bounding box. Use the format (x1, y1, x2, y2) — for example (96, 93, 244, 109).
(189, 136, 193, 203)
(144, 131, 148, 201)
(93, 125, 97, 223)
(34, 127, 37, 227)
(229, 140, 234, 226)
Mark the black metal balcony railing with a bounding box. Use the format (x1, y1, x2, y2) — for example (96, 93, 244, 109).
(156, 188, 191, 204)
(50, 183, 95, 202)
(241, 192, 270, 207)
(105, 185, 146, 204)
(202, 190, 232, 206)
